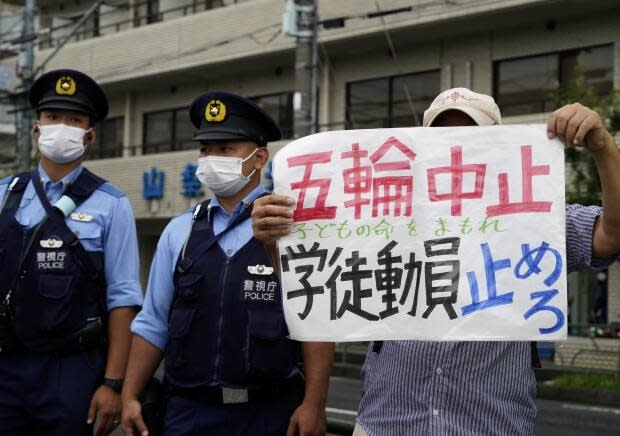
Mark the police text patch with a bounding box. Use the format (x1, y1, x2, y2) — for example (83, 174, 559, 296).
(36, 251, 68, 271)
(241, 279, 279, 303)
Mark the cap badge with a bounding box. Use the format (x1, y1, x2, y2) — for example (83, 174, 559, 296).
(205, 99, 227, 123)
(55, 76, 76, 96)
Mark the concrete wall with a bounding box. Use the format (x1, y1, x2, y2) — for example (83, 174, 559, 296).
(4, 0, 620, 322)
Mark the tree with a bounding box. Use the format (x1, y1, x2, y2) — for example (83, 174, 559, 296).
(553, 68, 620, 205)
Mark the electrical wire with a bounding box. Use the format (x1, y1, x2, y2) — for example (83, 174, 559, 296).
(93, 21, 283, 81)
(374, 0, 420, 127)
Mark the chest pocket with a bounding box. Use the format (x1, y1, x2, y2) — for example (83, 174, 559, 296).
(37, 274, 76, 333)
(67, 220, 103, 252)
(175, 272, 204, 302)
(167, 271, 204, 368)
(246, 310, 297, 380)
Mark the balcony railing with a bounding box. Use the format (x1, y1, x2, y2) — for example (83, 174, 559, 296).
(36, 0, 250, 50)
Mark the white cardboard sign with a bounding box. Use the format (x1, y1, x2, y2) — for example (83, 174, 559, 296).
(274, 125, 566, 341)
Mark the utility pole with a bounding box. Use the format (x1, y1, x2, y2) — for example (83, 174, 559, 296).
(290, 0, 317, 138)
(11, 0, 103, 171)
(15, 0, 36, 171)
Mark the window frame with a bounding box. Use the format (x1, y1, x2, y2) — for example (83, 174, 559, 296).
(142, 106, 192, 154)
(345, 69, 441, 129)
(493, 43, 614, 116)
(88, 116, 124, 160)
(250, 91, 295, 140)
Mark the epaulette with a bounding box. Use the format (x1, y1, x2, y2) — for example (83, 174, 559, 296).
(97, 182, 126, 198)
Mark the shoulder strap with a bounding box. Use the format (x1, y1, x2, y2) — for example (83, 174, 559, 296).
(0, 172, 32, 216)
(177, 194, 266, 273)
(64, 167, 106, 208)
(30, 169, 104, 279)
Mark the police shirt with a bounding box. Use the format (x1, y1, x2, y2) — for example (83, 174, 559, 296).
(131, 185, 266, 351)
(0, 164, 143, 310)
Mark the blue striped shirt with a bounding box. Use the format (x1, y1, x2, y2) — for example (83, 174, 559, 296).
(357, 204, 617, 436)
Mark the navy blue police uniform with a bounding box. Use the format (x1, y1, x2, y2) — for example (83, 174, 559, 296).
(0, 69, 143, 435)
(131, 92, 302, 435)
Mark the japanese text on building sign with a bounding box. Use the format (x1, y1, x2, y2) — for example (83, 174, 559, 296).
(273, 125, 567, 341)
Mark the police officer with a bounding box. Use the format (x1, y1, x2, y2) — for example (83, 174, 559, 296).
(122, 91, 333, 436)
(0, 69, 143, 436)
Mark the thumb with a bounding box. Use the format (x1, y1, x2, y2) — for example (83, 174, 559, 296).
(133, 413, 149, 436)
(286, 414, 298, 436)
(86, 396, 98, 424)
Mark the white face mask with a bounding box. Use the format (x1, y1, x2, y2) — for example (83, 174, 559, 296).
(195, 148, 259, 197)
(37, 123, 90, 164)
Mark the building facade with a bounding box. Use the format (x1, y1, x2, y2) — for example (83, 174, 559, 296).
(1, 0, 619, 328)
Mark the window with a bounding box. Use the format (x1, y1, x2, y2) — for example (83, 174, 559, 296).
(146, 0, 160, 24)
(88, 117, 123, 160)
(494, 44, 614, 116)
(143, 107, 194, 154)
(346, 70, 440, 129)
(251, 92, 294, 139)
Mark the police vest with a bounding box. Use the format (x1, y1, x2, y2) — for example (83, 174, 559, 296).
(0, 169, 107, 353)
(166, 199, 300, 388)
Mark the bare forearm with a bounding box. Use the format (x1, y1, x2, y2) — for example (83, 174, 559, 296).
(301, 342, 334, 407)
(592, 135, 620, 255)
(264, 241, 280, 273)
(104, 307, 137, 379)
(122, 335, 163, 401)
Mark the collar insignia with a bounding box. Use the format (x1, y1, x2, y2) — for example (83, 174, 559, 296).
(70, 211, 93, 222)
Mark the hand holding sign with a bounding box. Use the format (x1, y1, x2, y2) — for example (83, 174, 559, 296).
(548, 102, 614, 152)
(273, 125, 567, 342)
(252, 195, 296, 243)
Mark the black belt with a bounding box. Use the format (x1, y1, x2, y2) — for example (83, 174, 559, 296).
(168, 375, 303, 405)
(45, 318, 106, 357)
(2, 319, 106, 357)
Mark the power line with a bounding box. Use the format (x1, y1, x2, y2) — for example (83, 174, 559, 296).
(374, 0, 420, 127)
(7, 1, 465, 85)
(95, 2, 456, 81)
(319, 0, 462, 29)
(94, 21, 283, 81)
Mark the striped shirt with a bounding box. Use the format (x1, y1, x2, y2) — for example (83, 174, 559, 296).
(357, 204, 617, 436)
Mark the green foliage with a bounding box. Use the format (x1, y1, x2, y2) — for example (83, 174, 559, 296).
(553, 373, 620, 391)
(553, 68, 620, 205)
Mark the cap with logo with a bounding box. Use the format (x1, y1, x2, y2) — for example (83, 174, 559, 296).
(189, 91, 281, 145)
(28, 69, 109, 123)
(423, 87, 501, 127)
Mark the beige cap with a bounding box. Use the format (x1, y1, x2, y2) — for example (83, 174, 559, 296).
(423, 87, 502, 127)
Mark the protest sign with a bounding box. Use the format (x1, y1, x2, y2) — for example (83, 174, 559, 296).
(273, 125, 566, 341)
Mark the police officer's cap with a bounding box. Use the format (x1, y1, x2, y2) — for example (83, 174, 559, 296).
(190, 91, 281, 145)
(29, 69, 108, 123)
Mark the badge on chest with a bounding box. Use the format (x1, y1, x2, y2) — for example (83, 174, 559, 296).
(36, 236, 68, 271)
(36, 249, 68, 271)
(241, 264, 279, 303)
